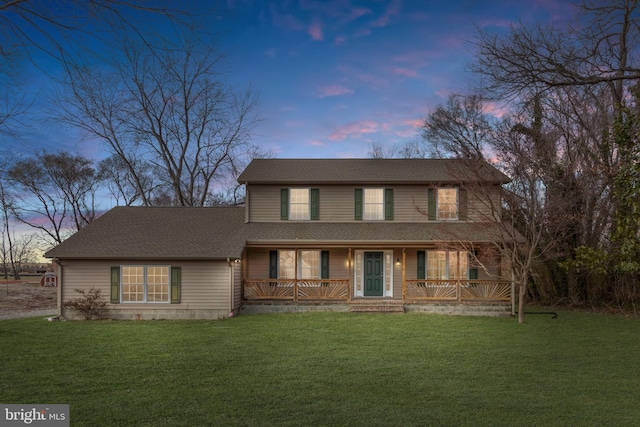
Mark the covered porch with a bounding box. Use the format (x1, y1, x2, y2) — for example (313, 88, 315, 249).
(241, 246, 513, 311)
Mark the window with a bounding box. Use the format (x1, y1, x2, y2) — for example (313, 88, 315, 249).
(121, 266, 170, 303)
(281, 188, 319, 220)
(364, 188, 384, 220)
(355, 188, 393, 220)
(290, 189, 310, 220)
(278, 250, 296, 279)
(438, 188, 458, 220)
(270, 250, 330, 279)
(424, 251, 468, 280)
(300, 250, 320, 279)
(428, 188, 460, 220)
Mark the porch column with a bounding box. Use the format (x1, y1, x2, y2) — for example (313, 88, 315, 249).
(402, 248, 406, 302)
(348, 248, 352, 301)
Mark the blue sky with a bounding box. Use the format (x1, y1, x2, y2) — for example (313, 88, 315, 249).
(13, 0, 577, 161)
(213, 0, 577, 158)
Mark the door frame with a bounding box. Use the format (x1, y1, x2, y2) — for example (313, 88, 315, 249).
(353, 249, 394, 298)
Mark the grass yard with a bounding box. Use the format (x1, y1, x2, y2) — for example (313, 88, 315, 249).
(1, 311, 639, 426)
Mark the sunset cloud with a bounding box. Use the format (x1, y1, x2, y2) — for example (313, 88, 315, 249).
(317, 84, 354, 98)
(308, 19, 324, 41)
(329, 120, 378, 141)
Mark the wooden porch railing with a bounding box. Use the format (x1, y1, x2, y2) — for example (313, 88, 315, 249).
(244, 279, 350, 301)
(244, 279, 511, 303)
(405, 279, 511, 302)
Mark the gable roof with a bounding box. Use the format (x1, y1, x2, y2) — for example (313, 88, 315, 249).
(238, 158, 510, 184)
(44, 206, 247, 260)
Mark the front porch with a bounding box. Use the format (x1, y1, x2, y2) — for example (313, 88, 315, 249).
(241, 246, 513, 315)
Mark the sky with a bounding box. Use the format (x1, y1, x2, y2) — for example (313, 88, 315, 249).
(11, 0, 579, 161)
(211, 0, 577, 158)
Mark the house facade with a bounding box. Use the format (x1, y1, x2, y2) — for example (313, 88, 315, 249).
(46, 158, 515, 319)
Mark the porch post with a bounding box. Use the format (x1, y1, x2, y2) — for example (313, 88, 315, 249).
(294, 249, 298, 302)
(402, 248, 406, 302)
(348, 248, 352, 301)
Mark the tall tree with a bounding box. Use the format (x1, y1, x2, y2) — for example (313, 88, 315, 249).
(8, 152, 99, 245)
(59, 37, 262, 207)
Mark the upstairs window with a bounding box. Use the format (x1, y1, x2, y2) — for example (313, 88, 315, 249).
(364, 188, 384, 220)
(428, 188, 465, 220)
(281, 189, 320, 220)
(355, 188, 393, 220)
(437, 188, 458, 220)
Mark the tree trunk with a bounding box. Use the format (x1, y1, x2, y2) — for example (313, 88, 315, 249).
(518, 277, 527, 323)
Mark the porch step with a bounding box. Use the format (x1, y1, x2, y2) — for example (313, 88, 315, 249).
(349, 300, 405, 314)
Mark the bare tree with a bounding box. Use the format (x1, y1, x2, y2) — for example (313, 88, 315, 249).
(471, 0, 640, 105)
(59, 37, 262, 206)
(8, 151, 99, 245)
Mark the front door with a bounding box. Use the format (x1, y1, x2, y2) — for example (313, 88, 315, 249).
(364, 252, 384, 296)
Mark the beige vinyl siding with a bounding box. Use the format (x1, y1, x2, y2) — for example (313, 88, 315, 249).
(247, 184, 502, 223)
(59, 259, 232, 319)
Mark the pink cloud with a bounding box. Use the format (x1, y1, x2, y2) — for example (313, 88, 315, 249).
(394, 67, 417, 77)
(310, 140, 325, 147)
(482, 102, 510, 118)
(308, 19, 324, 41)
(334, 35, 347, 45)
(371, 0, 401, 27)
(330, 120, 379, 141)
(317, 84, 354, 98)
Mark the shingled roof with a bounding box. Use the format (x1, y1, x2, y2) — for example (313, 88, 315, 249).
(45, 206, 247, 260)
(238, 158, 510, 184)
(46, 205, 516, 260)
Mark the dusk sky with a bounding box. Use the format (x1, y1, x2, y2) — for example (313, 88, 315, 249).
(213, 0, 577, 158)
(15, 0, 579, 161)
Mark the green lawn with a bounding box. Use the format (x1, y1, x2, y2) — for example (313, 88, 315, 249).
(1, 311, 639, 426)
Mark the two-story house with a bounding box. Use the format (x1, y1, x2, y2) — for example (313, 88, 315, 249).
(46, 158, 515, 319)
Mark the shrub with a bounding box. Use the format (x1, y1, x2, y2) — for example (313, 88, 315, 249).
(64, 288, 107, 320)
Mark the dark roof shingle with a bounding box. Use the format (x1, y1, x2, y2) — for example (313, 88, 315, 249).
(238, 158, 510, 184)
(45, 206, 247, 260)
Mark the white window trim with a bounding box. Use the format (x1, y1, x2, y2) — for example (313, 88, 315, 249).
(425, 251, 468, 280)
(121, 265, 171, 304)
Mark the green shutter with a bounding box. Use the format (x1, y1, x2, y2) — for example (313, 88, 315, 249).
(417, 252, 426, 280)
(110, 266, 120, 304)
(171, 266, 181, 304)
(269, 251, 278, 279)
(354, 189, 363, 220)
(469, 268, 478, 280)
(458, 188, 467, 220)
(311, 188, 320, 220)
(321, 251, 330, 279)
(385, 188, 394, 220)
(427, 188, 436, 220)
(280, 189, 289, 220)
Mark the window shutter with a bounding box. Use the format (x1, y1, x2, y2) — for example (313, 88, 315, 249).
(321, 251, 330, 279)
(417, 252, 425, 280)
(427, 188, 436, 220)
(384, 188, 394, 220)
(171, 267, 181, 304)
(269, 251, 278, 279)
(458, 188, 467, 220)
(354, 189, 363, 220)
(310, 188, 320, 220)
(110, 266, 120, 304)
(280, 189, 289, 220)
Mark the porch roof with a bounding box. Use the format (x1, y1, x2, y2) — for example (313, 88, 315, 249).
(45, 206, 247, 260)
(243, 221, 520, 246)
